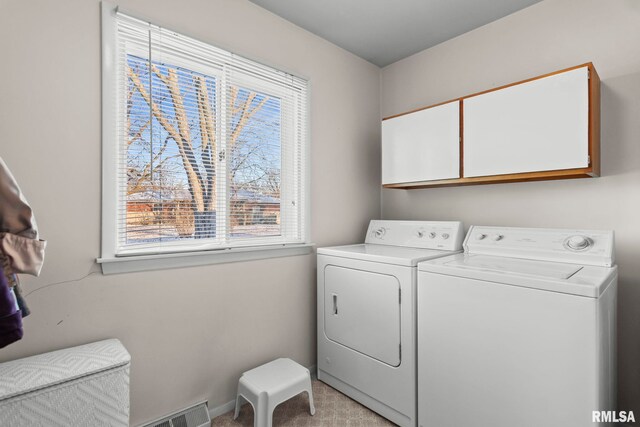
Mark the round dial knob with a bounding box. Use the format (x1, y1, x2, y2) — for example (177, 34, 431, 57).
(491, 234, 503, 241)
(417, 230, 425, 238)
(566, 235, 591, 250)
(441, 233, 450, 240)
(476, 234, 487, 240)
(428, 232, 437, 239)
(373, 227, 386, 238)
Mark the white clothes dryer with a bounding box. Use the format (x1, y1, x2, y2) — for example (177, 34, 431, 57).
(317, 220, 464, 427)
(417, 226, 617, 427)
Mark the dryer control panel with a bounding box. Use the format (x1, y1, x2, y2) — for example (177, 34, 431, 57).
(365, 220, 464, 251)
(464, 225, 615, 267)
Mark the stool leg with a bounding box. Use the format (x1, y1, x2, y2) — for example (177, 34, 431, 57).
(305, 374, 316, 415)
(266, 400, 276, 427)
(234, 394, 243, 420)
(256, 393, 269, 427)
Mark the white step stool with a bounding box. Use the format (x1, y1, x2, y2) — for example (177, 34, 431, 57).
(234, 358, 315, 427)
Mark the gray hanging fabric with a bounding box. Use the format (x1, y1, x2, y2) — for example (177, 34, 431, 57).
(0, 156, 47, 320)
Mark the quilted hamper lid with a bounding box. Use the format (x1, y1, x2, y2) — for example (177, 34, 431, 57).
(0, 339, 130, 401)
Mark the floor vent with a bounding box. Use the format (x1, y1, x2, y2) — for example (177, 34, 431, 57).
(142, 401, 210, 427)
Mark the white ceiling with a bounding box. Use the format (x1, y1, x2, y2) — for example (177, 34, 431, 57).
(249, 0, 543, 67)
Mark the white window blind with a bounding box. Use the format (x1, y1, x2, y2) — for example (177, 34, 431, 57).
(110, 12, 308, 257)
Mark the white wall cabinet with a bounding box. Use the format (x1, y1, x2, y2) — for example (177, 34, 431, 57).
(382, 63, 600, 189)
(464, 67, 590, 177)
(381, 101, 460, 185)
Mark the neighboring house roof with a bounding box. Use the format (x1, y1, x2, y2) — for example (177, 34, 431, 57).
(128, 188, 191, 202)
(233, 189, 280, 204)
(128, 188, 279, 204)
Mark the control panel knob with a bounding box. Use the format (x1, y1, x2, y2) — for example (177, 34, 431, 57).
(491, 234, 504, 241)
(441, 233, 450, 240)
(566, 235, 591, 250)
(476, 234, 487, 240)
(417, 230, 425, 238)
(373, 227, 386, 238)
(428, 232, 437, 239)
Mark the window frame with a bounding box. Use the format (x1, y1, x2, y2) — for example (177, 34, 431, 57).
(98, 2, 312, 274)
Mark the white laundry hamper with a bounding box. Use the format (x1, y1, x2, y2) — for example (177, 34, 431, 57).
(0, 339, 131, 427)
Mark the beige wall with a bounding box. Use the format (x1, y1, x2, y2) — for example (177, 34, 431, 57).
(0, 0, 380, 424)
(3, 0, 639, 422)
(381, 0, 640, 414)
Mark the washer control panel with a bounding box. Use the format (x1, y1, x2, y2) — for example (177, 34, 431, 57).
(366, 220, 464, 251)
(464, 226, 615, 267)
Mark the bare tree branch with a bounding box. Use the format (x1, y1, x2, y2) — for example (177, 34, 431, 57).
(127, 65, 181, 145)
(128, 64, 205, 212)
(127, 119, 150, 146)
(127, 137, 180, 195)
(150, 64, 171, 87)
(229, 91, 269, 151)
(195, 75, 216, 211)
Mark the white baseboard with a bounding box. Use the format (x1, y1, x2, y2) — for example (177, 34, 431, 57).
(208, 364, 318, 420)
(208, 399, 236, 419)
(308, 364, 317, 379)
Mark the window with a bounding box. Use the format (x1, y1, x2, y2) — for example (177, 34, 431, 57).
(99, 5, 310, 272)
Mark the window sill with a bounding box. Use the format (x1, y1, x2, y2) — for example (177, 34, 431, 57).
(96, 243, 315, 275)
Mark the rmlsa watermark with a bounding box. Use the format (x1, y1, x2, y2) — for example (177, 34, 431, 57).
(592, 411, 635, 423)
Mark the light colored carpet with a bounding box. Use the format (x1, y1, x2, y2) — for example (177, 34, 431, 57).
(211, 380, 397, 426)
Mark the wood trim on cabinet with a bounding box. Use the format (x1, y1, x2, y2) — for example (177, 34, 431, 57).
(382, 62, 601, 189)
(382, 167, 597, 190)
(459, 99, 464, 179)
(588, 63, 601, 177)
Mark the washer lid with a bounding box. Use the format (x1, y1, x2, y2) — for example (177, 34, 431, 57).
(419, 253, 617, 298)
(318, 244, 458, 266)
(443, 255, 583, 280)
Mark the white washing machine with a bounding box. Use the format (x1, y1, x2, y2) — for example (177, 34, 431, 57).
(317, 220, 464, 427)
(417, 226, 617, 427)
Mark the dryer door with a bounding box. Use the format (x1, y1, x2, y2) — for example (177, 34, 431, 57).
(324, 265, 401, 366)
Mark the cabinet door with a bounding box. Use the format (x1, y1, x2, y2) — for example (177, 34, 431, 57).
(463, 67, 589, 178)
(382, 101, 460, 185)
